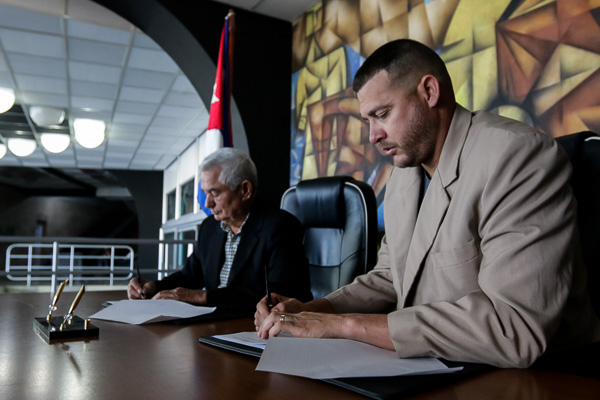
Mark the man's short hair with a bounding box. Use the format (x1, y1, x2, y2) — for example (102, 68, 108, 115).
(352, 39, 453, 96)
(200, 148, 258, 191)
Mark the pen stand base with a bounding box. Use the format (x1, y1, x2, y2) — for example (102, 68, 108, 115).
(33, 316, 99, 343)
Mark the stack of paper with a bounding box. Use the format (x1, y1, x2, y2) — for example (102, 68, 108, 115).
(89, 300, 215, 324)
(211, 332, 462, 379)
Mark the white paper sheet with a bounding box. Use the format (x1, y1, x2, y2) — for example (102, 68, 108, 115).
(256, 336, 462, 379)
(212, 332, 270, 349)
(89, 299, 216, 324)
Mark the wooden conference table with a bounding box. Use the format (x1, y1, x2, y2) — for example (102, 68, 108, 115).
(1, 290, 599, 400)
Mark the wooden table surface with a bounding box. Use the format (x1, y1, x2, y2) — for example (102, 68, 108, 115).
(1, 290, 599, 400)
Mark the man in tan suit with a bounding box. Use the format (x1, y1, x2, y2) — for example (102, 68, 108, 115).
(255, 39, 600, 367)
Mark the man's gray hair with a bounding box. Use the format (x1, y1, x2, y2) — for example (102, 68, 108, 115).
(200, 147, 258, 191)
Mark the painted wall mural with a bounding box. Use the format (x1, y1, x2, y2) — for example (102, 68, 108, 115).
(290, 0, 600, 229)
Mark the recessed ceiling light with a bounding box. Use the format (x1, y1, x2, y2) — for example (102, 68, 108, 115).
(41, 133, 70, 153)
(0, 88, 15, 114)
(30, 106, 66, 127)
(7, 137, 37, 157)
(74, 118, 105, 149)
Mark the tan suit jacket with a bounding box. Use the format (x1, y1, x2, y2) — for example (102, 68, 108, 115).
(326, 105, 600, 367)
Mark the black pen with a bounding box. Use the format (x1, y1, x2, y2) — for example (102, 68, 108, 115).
(264, 264, 273, 310)
(136, 261, 145, 299)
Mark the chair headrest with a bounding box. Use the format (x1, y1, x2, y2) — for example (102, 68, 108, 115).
(295, 176, 354, 228)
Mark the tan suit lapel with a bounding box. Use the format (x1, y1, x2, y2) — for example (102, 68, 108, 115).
(401, 105, 473, 307)
(401, 172, 450, 306)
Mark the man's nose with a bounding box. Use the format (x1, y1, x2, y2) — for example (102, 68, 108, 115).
(369, 123, 385, 144)
(204, 195, 215, 208)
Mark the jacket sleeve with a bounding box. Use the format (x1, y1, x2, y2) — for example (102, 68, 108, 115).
(325, 233, 398, 313)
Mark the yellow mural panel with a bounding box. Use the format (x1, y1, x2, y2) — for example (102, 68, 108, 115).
(296, 46, 347, 131)
(559, 44, 600, 79)
(302, 153, 317, 180)
(304, 5, 320, 37)
(360, 0, 385, 33)
(425, 0, 460, 46)
(473, 47, 498, 111)
(408, 3, 434, 47)
(382, 13, 409, 42)
(320, 0, 359, 53)
(446, 55, 473, 109)
(291, 0, 600, 215)
(380, 0, 408, 23)
(496, 105, 533, 125)
(535, 48, 561, 90)
(444, 0, 511, 59)
(512, 0, 555, 18)
(473, 22, 496, 51)
(564, 109, 591, 133)
(361, 26, 392, 56)
(532, 82, 562, 116)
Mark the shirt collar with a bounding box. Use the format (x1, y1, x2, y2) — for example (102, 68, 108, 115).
(220, 212, 250, 235)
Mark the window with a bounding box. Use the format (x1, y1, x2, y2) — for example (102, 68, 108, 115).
(166, 190, 176, 220)
(163, 232, 176, 272)
(178, 230, 196, 268)
(180, 179, 194, 216)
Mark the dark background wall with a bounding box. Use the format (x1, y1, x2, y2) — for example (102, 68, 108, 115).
(94, 0, 293, 205)
(111, 170, 163, 269)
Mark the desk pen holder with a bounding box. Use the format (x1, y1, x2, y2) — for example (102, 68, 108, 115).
(33, 315, 99, 343)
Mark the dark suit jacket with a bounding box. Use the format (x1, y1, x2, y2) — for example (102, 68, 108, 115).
(154, 201, 312, 309)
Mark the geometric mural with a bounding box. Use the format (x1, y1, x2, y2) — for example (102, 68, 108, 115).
(291, 0, 600, 229)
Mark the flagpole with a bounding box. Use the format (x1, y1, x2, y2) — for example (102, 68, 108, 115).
(198, 10, 236, 215)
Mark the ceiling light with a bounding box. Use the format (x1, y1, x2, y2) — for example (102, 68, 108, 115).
(0, 142, 6, 159)
(74, 118, 105, 149)
(30, 106, 65, 127)
(41, 133, 70, 153)
(0, 88, 15, 113)
(7, 137, 37, 157)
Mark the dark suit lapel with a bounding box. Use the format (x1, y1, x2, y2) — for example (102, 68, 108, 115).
(225, 206, 263, 285)
(205, 225, 227, 288)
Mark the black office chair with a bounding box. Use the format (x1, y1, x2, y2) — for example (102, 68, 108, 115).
(281, 176, 378, 299)
(556, 131, 600, 317)
(534, 131, 600, 379)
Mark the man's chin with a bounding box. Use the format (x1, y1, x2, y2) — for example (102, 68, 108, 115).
(393, 155, 419, 169)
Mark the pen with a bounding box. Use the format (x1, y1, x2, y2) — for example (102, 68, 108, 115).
(64, 284, 85, 321)
(136, 261, 145, 299)
(264, 264, 273, 310)
(47, 279, 69, 320)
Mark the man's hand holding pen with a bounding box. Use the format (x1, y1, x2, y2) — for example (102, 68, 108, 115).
(127, 278, 157, 300)
(254, 296, 394, 350)
(254, 293, 309, 333)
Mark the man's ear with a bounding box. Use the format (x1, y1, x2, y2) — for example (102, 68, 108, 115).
(240, 180, 253, 201)
(418, 75, 441, 108)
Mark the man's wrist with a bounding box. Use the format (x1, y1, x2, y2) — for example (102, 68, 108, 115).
(196, 289, 207, 305)
(305, 298, 334, 313)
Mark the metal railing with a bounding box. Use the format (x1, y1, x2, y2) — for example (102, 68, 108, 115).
(6, 242, 134, 285)
(1, 236, 196, 293)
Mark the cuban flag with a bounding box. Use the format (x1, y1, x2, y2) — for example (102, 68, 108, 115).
(199, 10, 235, 215)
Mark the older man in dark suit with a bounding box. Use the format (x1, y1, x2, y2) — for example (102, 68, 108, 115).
(128, 148, 312, 309)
